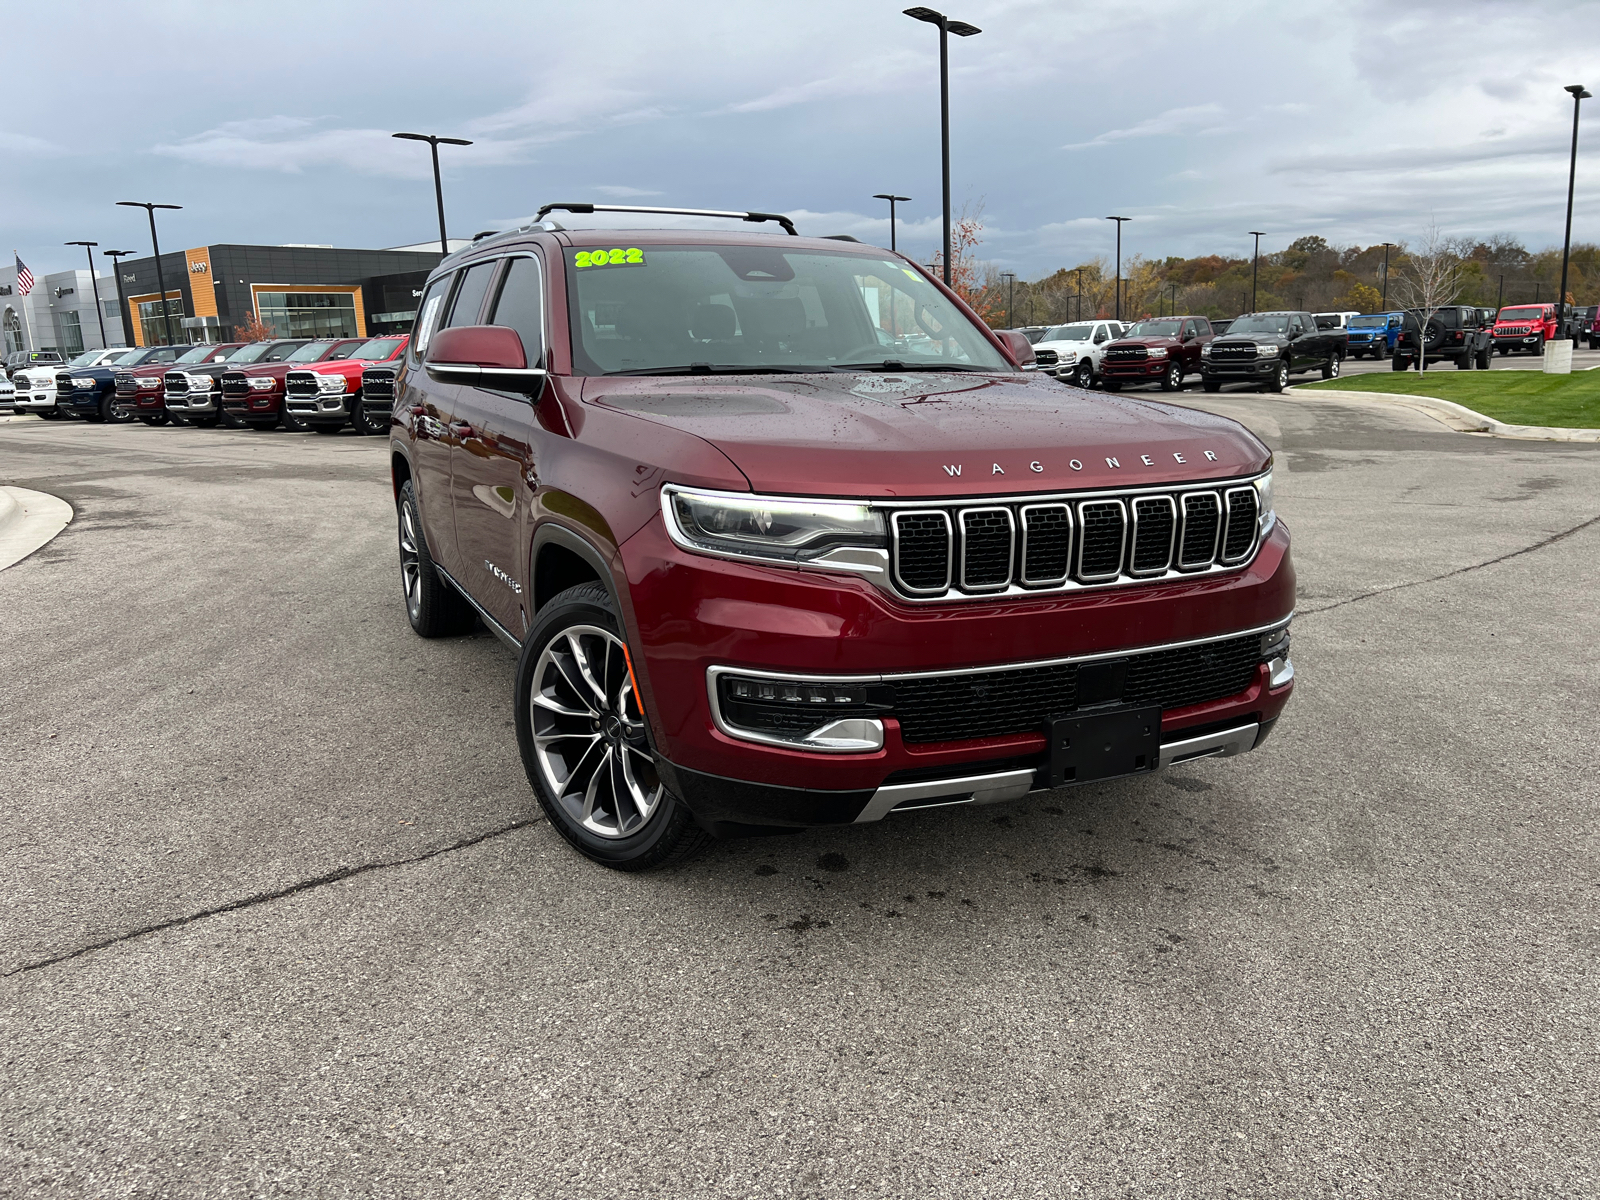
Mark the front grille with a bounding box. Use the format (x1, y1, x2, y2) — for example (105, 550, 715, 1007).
(361, 368, 396, 402)
(1496, 325, 1530, 336)
(1104, 345, 1148, 361)
(888, 631, 1265, 743)
(1209, 342, 1258, 361)
(285, 370, 319, 399)
(220, 371, 249, 399)
(1033, 349, 1059, 368)
(884, 478, 1264, 600)
(55, 374, 73, 397)
(114, 372, 138, 396)
(163, 372, 189, 396)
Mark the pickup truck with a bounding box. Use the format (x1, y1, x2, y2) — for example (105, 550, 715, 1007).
(1313, 311, 1360, 331)
(1098, 316, 1214, 392)
(11, 348, 125, 417)
(1199, 311, 1346, 392)
(1029, 319, 1127, 388)
(283, 334, 410, 435)
(1392, 306, 1493, 371)
(1344, 312, 1403, 358)
(114, 343, 244, 426)
(165, 339, 308, 428)
(57, 345, 182, 422)
(220, 338, 364, 430)
(1491, 304, 1557, 355)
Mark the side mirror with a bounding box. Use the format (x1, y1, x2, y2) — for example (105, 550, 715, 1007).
(995, 329, 1036, 368)
(425, 326, 547, 393)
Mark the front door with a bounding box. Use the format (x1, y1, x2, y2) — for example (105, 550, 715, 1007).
(403, 274, 460, 572)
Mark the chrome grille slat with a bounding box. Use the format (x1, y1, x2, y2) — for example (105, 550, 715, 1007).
(1221, 488, 1259, 563)
(1019, 504, 1072, 586)
(958, 507, 1014, 592)
(1129, 496, 1176, 576)
(891, 510, 953, 595)
(1178, 492, 1222, 569)
(1076, 500, 1127, 582)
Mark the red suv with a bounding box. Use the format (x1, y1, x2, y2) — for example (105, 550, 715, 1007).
(284, 334, 409, 435)
(1491, 304, 1557, 355)
(220, 339, 364, 430)
(391, 205, 1295, 870)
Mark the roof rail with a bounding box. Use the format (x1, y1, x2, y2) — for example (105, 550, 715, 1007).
(534, 203, 798, 236)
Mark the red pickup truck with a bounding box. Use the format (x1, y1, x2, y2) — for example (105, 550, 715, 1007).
(220, 339, 365, 430)
(283, 334, 409, 435)
(1491, 304, 1557, 356)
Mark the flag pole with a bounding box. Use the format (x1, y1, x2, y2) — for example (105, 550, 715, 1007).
(15, 253, 37, 354)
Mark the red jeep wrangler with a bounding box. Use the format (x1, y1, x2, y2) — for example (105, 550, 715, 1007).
(1099, 316, 1215, 392)
(391, 204, 1295, 870)
(1491, 303, 1557, 355)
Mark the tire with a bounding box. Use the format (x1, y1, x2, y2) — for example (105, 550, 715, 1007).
(1321, 353, 1341, 380)
(279, 404, 310, 433)
(514, 582, 712, 871)
(192, 414, 221, 429)
(1102, 379, 1123, 392)
(139, 412, 171, 426)
(397, 479, 478, 638)
(1263, 362, 1290, 393)
(1391, 352, 1409, 371)
(311, 424, 342, 435)
(1534, 333, 1545, 356)
(1159, 362, 1182, 392)
(219, 406, 246, 429)
(1202, 380, 1222, 393)
(1072, 360, 1095, 389)
(353, 400, 388, 437)
(1497, 346, 1508, 356)
(1477, 345, 1492, 369)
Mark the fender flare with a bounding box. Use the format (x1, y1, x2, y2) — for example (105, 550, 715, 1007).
(529, 522, 627, 620)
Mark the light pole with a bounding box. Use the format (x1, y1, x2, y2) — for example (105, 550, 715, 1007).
(103, 250, 136, 346)
(1170, 282, 1177, 317)
(873, 193, 912, 253)
(903, 8, 981, 286)
(1379, 242, 1396, 310)
(1557, 84, 1590, 341)
(116, 201, 182, 346)
(392, 132, 474, 256)
(1002, 271, 1016, 328)
(1106, 216, 1130, 320)
(1248, 231, 1265, 314)
(64, 240, 106, 348)
(1496, 274, 1504, 312)
(1075, 268, 1083, 321)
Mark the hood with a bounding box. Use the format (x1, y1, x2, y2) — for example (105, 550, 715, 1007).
(1212, 332, 1289, 346)
(584, 371, 1268, 498)
(235, 362, 299, 378)
(1108, 335, 1183, 349)
(1033, 337, 1093, 352)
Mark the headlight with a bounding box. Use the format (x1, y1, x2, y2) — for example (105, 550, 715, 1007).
(317, 374, 348, 393)
(1059, 349, 1078, 363)
(73, 377, 96, 389)
(1254, 470, 1276, 537)
(190, 374, 213, 390)
(139, 377, 160, 389)
(1148, 346, 1169, 359)
(1256, 344, 1280, 358)
(1200, 343, 1213, 358)
(247, 376, 277, 391)
(663, 485, 886, 566)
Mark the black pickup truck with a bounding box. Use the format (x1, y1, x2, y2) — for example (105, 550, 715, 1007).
(1199, 310, 1346, 393)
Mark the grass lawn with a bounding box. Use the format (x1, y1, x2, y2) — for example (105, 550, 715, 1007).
(1297, 369, 1600, 428)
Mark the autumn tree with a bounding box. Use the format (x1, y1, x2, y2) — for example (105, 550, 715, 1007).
(238, 312, 275, 342)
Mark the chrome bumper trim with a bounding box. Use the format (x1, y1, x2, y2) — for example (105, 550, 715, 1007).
(1156, 722, 1260, 768)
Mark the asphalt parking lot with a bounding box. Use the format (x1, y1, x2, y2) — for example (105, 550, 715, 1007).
(2, 401, 1597, 1198)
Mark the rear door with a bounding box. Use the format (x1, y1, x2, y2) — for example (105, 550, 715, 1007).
(448, 253, 549, 638)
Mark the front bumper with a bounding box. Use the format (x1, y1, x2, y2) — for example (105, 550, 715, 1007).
(12, 392, 57, 411)
(1101, 359, 1169, 379)
(113, 388, 166, 413)
(1201, 359, 1277, 378)
(284, 394, 352, 420)
(622, 513, 1296, 827)
(223, 393, 282, 416)
(1491, 334, 1543, 347)
(165, 388, 220, 415)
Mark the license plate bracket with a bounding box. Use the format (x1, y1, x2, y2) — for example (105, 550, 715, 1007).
(1043, 706, 1161, 789)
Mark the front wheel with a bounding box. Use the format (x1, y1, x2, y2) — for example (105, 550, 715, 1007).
(1202, 380, 1222, 393)
(139, 412, 171, 426)
(1159, 362, 1182, 391)
(515, 583, 711, 871)
(1321, 353, 1341, 380)
(279, 405, 310, 433)
(1072, 360, 1095, 389)
(1263, 362, 1290, 393)
(353, 401, 389, 436)
(1102, 379, 1123, 392)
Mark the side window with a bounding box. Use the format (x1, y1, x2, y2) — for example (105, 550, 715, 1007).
(1289, 316, 1306, 336)
(1181, 320, 1197, 338)
(1093, 325, 1107, 344)
(488, 256, 545, 365)
(1195, 318, 1211, 336)
(443, 262, 497, 330)
(412, 276, 451, 359)
(328, 342, 360, 361)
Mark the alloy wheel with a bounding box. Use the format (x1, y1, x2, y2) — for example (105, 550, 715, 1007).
(529, 625, 662, 839)
(399, 501, 423, 622)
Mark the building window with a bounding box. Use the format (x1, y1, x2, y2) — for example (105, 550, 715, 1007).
(2, 308, 21, 354)
(139, 298, 185, 347)
(57, 310, 84, 355)
(256, 291, 359, 339)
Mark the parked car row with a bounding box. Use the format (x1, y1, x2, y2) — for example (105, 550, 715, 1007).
(8, 336, 408, 434)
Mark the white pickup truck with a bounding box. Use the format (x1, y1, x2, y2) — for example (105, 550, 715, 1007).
(12, 347, 128, 417)
(1030, 319, 1127, 388)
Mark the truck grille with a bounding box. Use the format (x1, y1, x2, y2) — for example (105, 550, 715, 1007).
(361, 368, 396, 402)
(285, 371, 320, 399)
(220, 371, 250, 399)
(1104, 345, 1148, 361)
(888, 630, 1266, 743)
(1495, 325, 1530, 336)
(1208, 342, 1259, 361)
(114, 372, 139, 396)
(1032, 349, 1059, 368)
(163, 372, 189, 396)
(55, 373, 74, 397)
(884, 480, 1263, 601)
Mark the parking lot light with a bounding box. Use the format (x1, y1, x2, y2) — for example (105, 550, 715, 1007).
(1107, 217, 1130, 320)
(392, 132, 475, 257)
(1557, 85, 1590, 342)
(1248, 232, 1265, 315)
(115, 202, 182, 346)
(1380, 242, 1397, 311)
(64, 241, 106, 348)
(903, 8, 982, 286)
(872, 194, 912, 253)
(102, 250, 136, 345)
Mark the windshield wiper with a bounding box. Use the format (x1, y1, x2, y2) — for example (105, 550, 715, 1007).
(606, 363, 842, 376)
(833, 360, 985, 372)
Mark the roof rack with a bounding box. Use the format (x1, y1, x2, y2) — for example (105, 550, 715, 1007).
(534, 203, 798, 236)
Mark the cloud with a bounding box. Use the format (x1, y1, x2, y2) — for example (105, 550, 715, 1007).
(153, 119, 537, 177)
(722, 51, 924, 114)
(592, 185, 664, 198)
(0, 130, 61, 156)
(1061, 105, 1229, 151)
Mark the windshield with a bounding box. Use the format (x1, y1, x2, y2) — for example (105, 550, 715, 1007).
(65, 351, 101, 367)
(1041, 324, 1094, 342)
(1225, 315, 1290, 335)
(287, 342, 335, 363)
(566, 245, 1011, 374)
(113, 349, 147, 366)
(1499, 307, 1545, 321)
(349, 337, 404, 362)
(1123, 319, 1182, 338)
(176, 345, 218, 364)
(1348, 316, 1387, 328)
(228, 343, 276, 363)
(1313, 316, 1341, 330)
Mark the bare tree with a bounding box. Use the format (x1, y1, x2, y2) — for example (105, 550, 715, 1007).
(1390, 222, 1464, 374)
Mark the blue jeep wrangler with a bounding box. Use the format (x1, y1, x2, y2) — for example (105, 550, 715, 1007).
(1344, 313, 1402, 359)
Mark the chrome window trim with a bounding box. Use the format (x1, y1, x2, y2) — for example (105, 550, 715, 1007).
(1177, 491, 1222, 571)
(1074, 498, 1127, 583)
(957, 506, 1015, 593)
(1128, 494, 1177, 577)
(1018, 502, 1073, 587)
(1221, 486, 1261, 565)
(890, 509, 953, 595)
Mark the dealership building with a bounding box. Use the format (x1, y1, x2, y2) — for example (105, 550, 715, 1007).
(1, 263, 127, 356)
(107, 241, 462, 347)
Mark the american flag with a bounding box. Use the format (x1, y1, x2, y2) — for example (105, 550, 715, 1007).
(14, 255, 34, 296)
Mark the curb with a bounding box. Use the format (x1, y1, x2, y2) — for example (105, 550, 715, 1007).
(0, 486, 74, 571)
(1285, 386, 1600, 443)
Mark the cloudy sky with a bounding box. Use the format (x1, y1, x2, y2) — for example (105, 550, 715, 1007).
(8, 0, 1600, 279)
